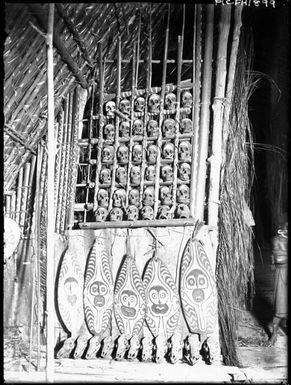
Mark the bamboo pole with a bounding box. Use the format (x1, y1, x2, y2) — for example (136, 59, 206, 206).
(45, 4, 55, 382)
(19, 162, 31, 230)
(54, 110, 64, 233)
(109, 36, 121, 212)
(190, 4, 202, 218)
(194, 5, 215, 221)
(24, 155, 37, 235)
(15, 168, 23, 226)
(208, 6, 231, 227)
(153, 5, 170, 219)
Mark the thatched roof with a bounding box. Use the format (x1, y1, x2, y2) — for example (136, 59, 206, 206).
(4, 2, 175, 193)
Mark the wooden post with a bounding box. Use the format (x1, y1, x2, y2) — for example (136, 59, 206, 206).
(195, 5, 214, 221)
(208, 6, 231, 227)
(46, 3, 55, 383)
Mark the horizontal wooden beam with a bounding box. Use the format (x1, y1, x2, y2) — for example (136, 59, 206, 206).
(26, 3, 88, 89)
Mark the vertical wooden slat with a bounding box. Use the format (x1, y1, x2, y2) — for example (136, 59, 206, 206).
(24, 155, 36, 234)
(190, 4, 203, 218)
(109, 36, 122, 212)
(46, 3, 55, 382)
(15, 167, 23, 226)
(5, 195, 11, 217)
(93, 41, 105, 212)
(55, 109, 64, 233)
(10, 192, 16, 221)
(195, 5, 215, 221)
(19, 162, 31, 230)
(208, 6, 231, 227)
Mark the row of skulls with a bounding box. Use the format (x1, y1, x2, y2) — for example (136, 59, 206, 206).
(101, 140, 192, 164)
(99, 163, 191, 186)
(95, 184, 190, 222)
(104, 117, 194, 140)
(105, 90, 193, 117)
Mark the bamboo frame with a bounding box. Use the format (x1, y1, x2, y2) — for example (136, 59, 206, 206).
(195, 4, 214, 221)
(45, 4, 55, 381)
(208, 6, 231, 227)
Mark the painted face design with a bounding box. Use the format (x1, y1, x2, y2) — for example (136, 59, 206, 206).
(64, 277, 79, 306)
(149, 285, 169, 315)
(120, 289, 138, 319)
(185, 269, 209, 303)
(89, 280, 108, 307)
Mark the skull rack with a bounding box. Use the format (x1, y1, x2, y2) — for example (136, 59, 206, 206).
(74, 6, 198, 229)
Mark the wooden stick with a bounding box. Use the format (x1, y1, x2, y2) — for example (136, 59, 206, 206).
(208, 6, 231, 227)
(125, 43, 137, 208)
(154, 5, 170, 218)
(10, 192, 16, 221)
(195, 5, 214, 221)
(190, 5, 202, 218)
(45, 4, 55, 381)
(93, 41, 105, 212)
(5, 195, 11, 217)
(24, 155, 37, 234)
(19, 162, 31, 230)
(54, 110, 64, 233)
(109, 36, 121, 212)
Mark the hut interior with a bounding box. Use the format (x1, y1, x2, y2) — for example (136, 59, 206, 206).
(3, 1, 288, 380)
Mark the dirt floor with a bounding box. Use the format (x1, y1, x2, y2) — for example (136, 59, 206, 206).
(4, 248, 288, 383)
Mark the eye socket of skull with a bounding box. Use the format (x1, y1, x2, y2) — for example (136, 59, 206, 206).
(147, 120, 159, 137)
(109, 207, 123, 221)
(127, 205, 139, 221)
(132, 119, 144, 136)
(119, 121, 130, 137)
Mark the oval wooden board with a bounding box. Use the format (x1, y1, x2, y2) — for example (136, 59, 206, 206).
(143, 255, 181, 339)
(57, 249, 85, 335)
(114, 254, 146, 338)
(83, 238, 114, 336)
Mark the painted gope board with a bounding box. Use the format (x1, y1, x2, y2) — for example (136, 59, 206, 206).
(143, 256, 181, 339)
(114, 254, 146, 338)
(179, 228, 217, 336)
(57, 249, 84, 335)
(83, 238, 114, 336)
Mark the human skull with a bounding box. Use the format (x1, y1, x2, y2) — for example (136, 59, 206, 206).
(178, 162, 191, 182)
(160, 186, 172, 205)
(181, 118, 193, 134)
(142, 186, 155, 207)
(104, 124, 115, 141)
(127, 205, 139, 221)
(177, 184, 190, 204)
(162, 142, 174, 160)
(147, 144, 158, 163)
(105, 101, 116, 118)
(100, 168, 111, 184)
(175, 203, 190, 218)
(117, 145, 129, 164)
(102, 145, 114, 163)
(130, 166, 141, 185)
(148, 93, 160, 113)
(119, 121, 130, 138)
(165, 93, 177, 113)
(132, 119, 144, 136)
(119, 99, 130, 115)
(157, 205, 173, 220)
(112, 188, 126, 207)
(181, 90, 193, 108)
(161, 164, 173, 182)
(147, 120, 159, 137)
(162, 119, 176, 138)
(178, 141, 192, 161)
(134, 96, 145, 113)
(116, 166, 127, 184)
(109, 207, 123, 222)
(145, 165, 156, 181)
(128, 189, 140, 207)
(94, 207, 108, 222)
(141, 206, 154, 220)
(97, 189, 109, 208)
(132, 144, 142, 163)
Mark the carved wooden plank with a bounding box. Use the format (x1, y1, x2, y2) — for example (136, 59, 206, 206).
(57, 249, 85, 336)
(83, 238, 114, 336)
(114, 254, 146, 338)
(143, 255, 181, 339)
(179, 224, 217, 338)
